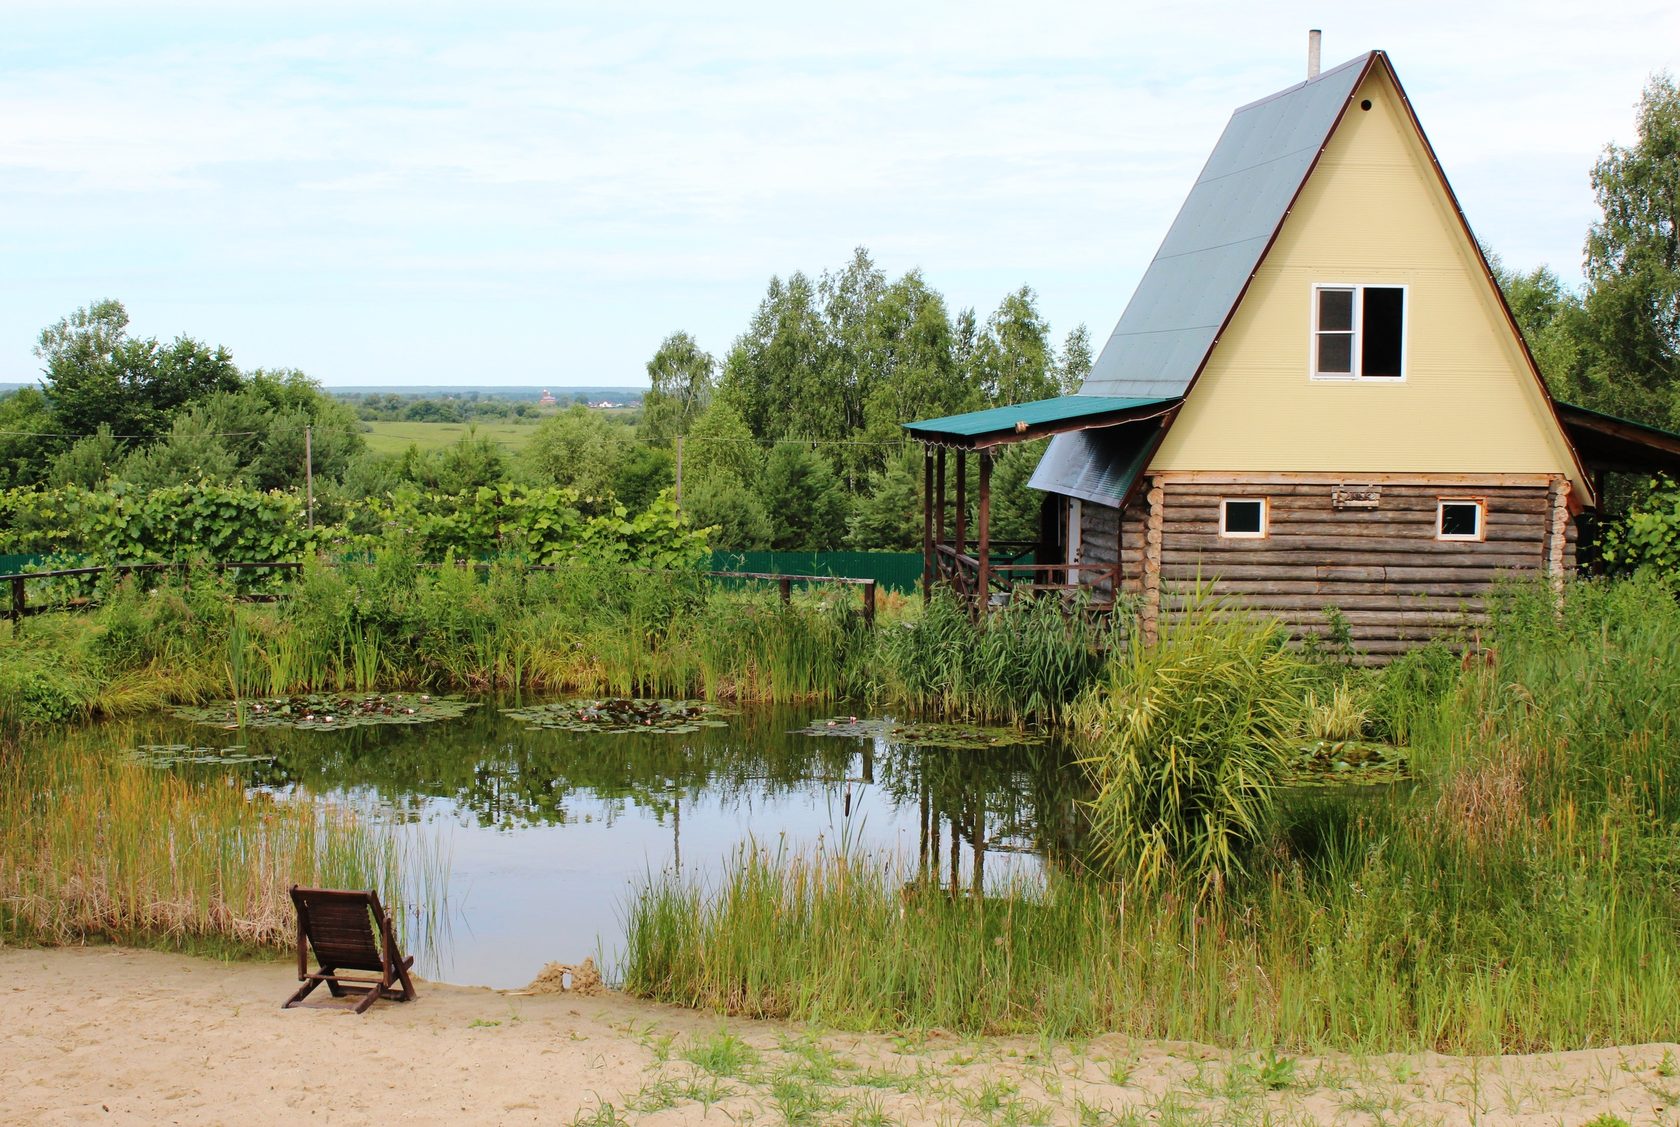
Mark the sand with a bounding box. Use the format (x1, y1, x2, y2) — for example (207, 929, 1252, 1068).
(2, 945, 1676, 1125)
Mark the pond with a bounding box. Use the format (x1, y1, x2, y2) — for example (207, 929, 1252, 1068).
(97, 699, 1088, 989)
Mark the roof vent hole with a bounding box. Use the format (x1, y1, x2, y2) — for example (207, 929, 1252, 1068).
(1361, 99, 1373, 111)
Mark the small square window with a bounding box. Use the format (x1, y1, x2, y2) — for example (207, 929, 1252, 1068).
(1438, 500, 1483, 541)
(1220, 498, 1267, 538)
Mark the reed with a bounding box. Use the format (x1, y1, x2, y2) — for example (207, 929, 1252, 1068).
(621, 575, 1680, 1053)
(0, 729, 432, 954)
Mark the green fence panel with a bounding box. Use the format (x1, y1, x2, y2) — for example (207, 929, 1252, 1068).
(0, 553, 50, 575)
(707, 550, 925, 593)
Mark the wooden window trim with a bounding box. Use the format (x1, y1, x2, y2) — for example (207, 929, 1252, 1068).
(1437, 498, 1485, 542)
(1310, 283, 1409, 382)
(1219, 498, 1268, 539)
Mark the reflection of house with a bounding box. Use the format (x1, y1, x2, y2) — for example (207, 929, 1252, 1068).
(539, 389, 558, 406)
(905, 47, 1680, 657)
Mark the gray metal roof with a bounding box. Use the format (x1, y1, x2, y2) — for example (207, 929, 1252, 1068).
(1035, 52, 1375, 501)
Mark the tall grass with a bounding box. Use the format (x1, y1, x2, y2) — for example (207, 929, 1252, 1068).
(621, 574, 1680, 1053)
(0, 730, 430, 953)
(0, 555, 1108, 727)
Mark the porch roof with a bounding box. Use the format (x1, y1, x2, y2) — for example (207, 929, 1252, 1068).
(1556, 402, 1680, 479)
(901, 394, 1180, 449)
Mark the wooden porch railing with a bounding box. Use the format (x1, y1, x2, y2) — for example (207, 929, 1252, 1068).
(933, 542, 1121, 607)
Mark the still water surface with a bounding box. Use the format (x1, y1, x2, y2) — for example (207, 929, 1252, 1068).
(108, 700, 1086, 988)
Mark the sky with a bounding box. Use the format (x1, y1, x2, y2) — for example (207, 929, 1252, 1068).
(2, 1, 1676, 389)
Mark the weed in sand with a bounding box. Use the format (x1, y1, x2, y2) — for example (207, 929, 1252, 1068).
(847, 1094, 894, 1127)
(768, 1074, 831, 1125)
(681, 1029, 760, 1078)
(569, 1100, 630, 1127)
(623, 1078, 683, 1114)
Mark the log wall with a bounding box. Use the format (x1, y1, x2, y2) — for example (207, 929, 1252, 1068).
(1078, 473, 1571, 660)
(1075, 500, 1120, 598)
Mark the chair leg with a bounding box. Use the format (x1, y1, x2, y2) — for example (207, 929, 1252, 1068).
(353, 985, 380, 1015)
(283, 978, 322, 1009)
(321, 968, 346, 997)
(393, 954, 418, 1002)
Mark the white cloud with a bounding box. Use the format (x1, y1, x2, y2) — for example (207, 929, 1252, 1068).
(0, 0, 1676, 384)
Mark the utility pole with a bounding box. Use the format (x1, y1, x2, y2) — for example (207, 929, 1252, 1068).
(304, 425, 314, 531)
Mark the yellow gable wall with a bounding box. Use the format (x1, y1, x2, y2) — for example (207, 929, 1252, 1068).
(1147, 65, 1586, 498)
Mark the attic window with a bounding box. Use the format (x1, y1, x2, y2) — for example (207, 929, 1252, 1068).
(1437, 500, 1484, 541)
(1220, 498, 1267, 539)
(1312, 285, 1406, 380)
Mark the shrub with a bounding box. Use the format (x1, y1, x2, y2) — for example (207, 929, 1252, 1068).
(1068, 595, 1307, 897)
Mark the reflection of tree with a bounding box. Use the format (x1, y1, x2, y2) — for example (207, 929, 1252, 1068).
(96, 706, 1094, 878)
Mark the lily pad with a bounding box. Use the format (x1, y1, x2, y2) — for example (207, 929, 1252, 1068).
(793, 717, 1047, 751)
(170, 693, 477, 731)
(502, 698, 732, 734)
(1286, 739, 1409, 786)
(129, 743, 275, 767)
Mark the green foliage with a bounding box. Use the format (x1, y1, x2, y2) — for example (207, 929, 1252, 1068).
(1597, 478, 1680, 575)
(367, 484, 709, 568)
(0, 481, 319, 566)
(641, 330, 714, 447)
(36, 299, 242, 441)
(0, 388, 58, 488)
(762, 442, 848, 550)
(685, 476, 772, 550)
(521, 405, 631, 504)
(846, 448, 923, 550)
(974, 286, 1057, 405)
(1068, 597, 1307, 897)
(683, 402, 763, 492)
(872, 589, 1112, 725)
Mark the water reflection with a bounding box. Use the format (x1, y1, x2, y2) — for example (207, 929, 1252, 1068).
(102, 701, 1091, 988)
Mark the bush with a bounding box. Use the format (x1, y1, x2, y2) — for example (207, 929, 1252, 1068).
(1068, 595, 1307, 897)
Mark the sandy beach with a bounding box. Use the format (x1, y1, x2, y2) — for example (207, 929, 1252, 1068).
(2, 945, 1675, 1125)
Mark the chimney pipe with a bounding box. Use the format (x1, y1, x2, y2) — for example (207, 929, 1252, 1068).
(1307, 29, 1322, 79)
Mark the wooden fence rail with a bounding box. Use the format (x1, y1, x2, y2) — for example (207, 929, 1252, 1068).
(2, 560, 878, 632)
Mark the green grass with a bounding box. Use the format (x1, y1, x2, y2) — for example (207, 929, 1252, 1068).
(0, 559, 1101, 727)
(620, 573, 1680, 1054)
(361, 419, 541, 456)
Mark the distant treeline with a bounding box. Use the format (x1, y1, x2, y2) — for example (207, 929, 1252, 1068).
(336, 389, 642, 424)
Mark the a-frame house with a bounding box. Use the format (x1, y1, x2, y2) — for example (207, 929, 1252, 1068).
(905, 49, 1680, 657)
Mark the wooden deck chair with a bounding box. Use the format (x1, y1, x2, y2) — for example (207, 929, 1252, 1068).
(283, 885, 418, 1014)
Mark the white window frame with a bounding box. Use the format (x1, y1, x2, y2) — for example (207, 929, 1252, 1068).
(1219, 497, 1268, 539)
(1310, 283, 1408, 381)
(1436, 499, 1485, 542)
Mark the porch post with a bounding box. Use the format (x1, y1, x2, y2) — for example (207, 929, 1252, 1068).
(934, 447, 947, 581)
(954, 450, 967, 559)
(921, 446, 934, 603)
(976, 448, 992, 614)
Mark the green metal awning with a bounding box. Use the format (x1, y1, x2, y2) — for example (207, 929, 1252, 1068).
(902, 394, 1180, 448)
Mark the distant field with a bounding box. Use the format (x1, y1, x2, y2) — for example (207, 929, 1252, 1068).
(361, 421, 542, 456)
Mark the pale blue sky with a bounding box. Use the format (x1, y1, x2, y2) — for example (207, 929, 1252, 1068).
(3, 1, 1675, 388)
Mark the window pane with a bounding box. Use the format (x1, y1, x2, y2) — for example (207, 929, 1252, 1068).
(1440, 503, 1480, 538)
(1362, 287, 1404, 377)
(1223, 500, 1263, 534)
(1317, 333, 1352, 374)
(1318, 288, 1353, 331)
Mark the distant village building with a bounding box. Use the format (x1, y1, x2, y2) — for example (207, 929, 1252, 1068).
(538, 389, 558, 406)
(903, 46, 1680, 658)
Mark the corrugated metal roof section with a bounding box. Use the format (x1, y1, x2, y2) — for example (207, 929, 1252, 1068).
(1078, 52, 1372, 400)
(1027, 420, 1160, 508)
(902, 394, 1175, 441)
